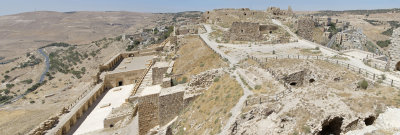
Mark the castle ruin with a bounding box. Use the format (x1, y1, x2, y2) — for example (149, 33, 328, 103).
(296, 17, 315, 41)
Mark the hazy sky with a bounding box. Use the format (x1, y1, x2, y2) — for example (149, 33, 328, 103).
(0, 0, 399, 16)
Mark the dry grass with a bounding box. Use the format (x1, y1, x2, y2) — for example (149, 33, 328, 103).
(0, 108, 56, 135)
(252, 81, 277, 95)
(330, 55, 350, 60)
(299, 48, 322, 56)
(285, 108, 312, 134)
(264, 59, 303, 69)
(174, 35, 228, 81)
(173, 74, 243, 135)
(209, 26, 224, 42)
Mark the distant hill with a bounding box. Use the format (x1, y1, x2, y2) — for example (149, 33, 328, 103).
(0, 11, 169, 57)
(313, 8, 400, 16)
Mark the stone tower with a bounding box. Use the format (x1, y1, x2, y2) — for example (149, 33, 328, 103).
(388, 28, 400, 71)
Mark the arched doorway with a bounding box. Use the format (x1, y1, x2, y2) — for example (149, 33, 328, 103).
(396, 61, 400, 71)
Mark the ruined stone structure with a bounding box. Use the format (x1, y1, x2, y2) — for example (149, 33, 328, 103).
(104, 103, 136, 128)
(282, 70, 309, 87)
(388, 28, 400, 71)
(152, 62, 170, 85)
(228, 22, 281, 42)
(296, 17, 315, 41)
(229, 22, 261, 41)
(28, 41, 169, 135)
(158, 86, 185, 126)
(137, 84, 185, 134)
(201, 8, 268, 26)
(176, 25, 199, 35)
(104, 55, 154, 88)
(267, 6, 293, 16)
(336, 29, 367, 50)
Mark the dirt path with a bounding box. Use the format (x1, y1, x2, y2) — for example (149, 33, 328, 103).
(200, 24, 254, 135)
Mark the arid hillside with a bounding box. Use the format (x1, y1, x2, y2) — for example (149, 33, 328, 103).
(0, 11, 170, 57)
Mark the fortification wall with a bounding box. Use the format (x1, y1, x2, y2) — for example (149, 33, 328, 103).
(138, 93, 160, 135)
(229, 22, 261, 41)
(389, 28, 400, 71)
(152, 67, 169, 85)
(297, 17, 315, 41)
(104, 70, 144, 88)
(158, 91, 184, 126)
(202, 8, 268, 26)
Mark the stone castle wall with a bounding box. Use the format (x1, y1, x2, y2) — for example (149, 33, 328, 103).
(104, 70, 144, 88)
(152, 67, 169, 85)
(297, 17, 315, 41)
(389, 28, 400, 71)
(201, 8, 268, 25)
(138, 93, 160, 135)
(158, 91, 184, 126)
(229, 22, 261, 41)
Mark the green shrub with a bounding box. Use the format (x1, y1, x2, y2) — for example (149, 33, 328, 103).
(200, 63, 205, 67)
(172, 79, 178, 86)
(214, 77, 220, 82)
(359, 79, 368, 89)
(382, 28, 394, 36)
(4, 89, 10, 94)
(180, 77, 188, 84)
(40, 42, 70, 49)
(255, 85, 262, 90)
(4, 75, 10, 80)
(6, 84, 14, 89)
(115, 35, 122, 41)
(25, 81, 46, 94)
(376, 40, 391, 48)
(0, 95, 13, 103)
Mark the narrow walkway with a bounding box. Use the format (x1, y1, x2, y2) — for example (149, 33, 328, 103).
(219, 70, 253, 135)
(200, 24, 254, 135)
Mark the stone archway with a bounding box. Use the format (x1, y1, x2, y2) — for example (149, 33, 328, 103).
(396, 61, 400, 71)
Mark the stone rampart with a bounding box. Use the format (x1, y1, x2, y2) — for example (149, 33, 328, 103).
(138, 92, 160, 135)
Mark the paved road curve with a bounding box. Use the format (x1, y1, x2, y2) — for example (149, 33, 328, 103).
(38, 48, 50, 83)
(0, 49, 50, 107)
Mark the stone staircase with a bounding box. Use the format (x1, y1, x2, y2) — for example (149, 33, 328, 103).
(135, 68, 153, 95)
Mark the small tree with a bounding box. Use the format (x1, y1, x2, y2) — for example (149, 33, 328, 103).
(359, 79, 368, 90)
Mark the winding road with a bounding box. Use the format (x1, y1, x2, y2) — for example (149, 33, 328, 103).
(38, 48, 50, 83)
(0, 48, 50, 107)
